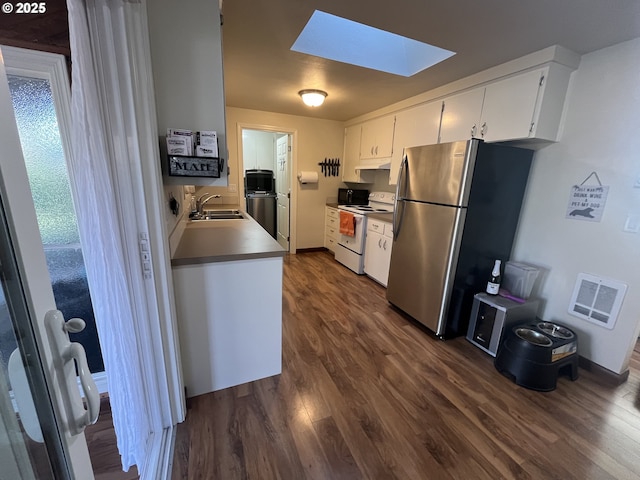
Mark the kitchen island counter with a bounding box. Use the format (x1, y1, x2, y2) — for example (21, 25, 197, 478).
(172, 215, 285, 266)
(171, 213, 284, 397)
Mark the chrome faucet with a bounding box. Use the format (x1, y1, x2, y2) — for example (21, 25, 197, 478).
(197, 193, 221, 214)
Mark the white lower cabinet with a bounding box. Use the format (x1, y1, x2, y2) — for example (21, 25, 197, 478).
(173, 256, 283, 397)
(324, 206, 339, 253)
(364, 218, 393, 286)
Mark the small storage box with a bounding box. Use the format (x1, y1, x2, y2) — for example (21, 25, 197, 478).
(467, 293, 539, 357)
(503, 262, 539, 299)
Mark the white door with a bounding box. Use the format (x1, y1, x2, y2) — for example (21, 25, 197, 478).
(0, 49, 95, 479)
(275, 134, 290, 250)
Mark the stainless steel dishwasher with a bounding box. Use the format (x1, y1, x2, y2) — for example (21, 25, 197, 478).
(246, 192, 277, 239)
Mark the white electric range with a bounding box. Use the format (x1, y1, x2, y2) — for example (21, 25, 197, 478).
(335, 192, 395, 274)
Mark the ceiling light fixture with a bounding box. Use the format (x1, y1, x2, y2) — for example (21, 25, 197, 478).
(299, 89, 327, 107)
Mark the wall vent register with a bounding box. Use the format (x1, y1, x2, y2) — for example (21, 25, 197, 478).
(568, 272, 627, 329)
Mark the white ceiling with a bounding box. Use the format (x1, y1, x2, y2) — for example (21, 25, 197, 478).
(221, 0, 640, 122)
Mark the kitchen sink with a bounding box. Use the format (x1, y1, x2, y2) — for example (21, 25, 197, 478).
(202, 209, 241, 215)
(190, 210, 247, 221)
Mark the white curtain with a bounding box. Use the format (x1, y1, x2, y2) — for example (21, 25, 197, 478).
(66, 0, 182, 472)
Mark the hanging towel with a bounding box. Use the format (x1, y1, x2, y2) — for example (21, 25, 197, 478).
(339, 211, 356, 236)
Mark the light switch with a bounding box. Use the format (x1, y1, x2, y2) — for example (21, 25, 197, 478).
(624, 214, 639, 233)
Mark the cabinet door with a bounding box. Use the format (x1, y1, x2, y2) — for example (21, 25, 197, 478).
(439, 88, 485, 144)
(364, 230, 384, 282)
(361, 115, 395, 159)
(390, 101, 442, 185)
(479, 69, 543, 142)
(342, 124, 362, 182)
(364, 228, 392, 286)
(324, 206, 338, 252)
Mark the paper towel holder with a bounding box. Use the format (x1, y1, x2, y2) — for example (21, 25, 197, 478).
(297, 171, 319, 184)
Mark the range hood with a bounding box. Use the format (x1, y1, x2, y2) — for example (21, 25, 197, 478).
(355, 161, 391, 170)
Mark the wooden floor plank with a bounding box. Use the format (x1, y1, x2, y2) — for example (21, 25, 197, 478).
(170, 251, 640, 480)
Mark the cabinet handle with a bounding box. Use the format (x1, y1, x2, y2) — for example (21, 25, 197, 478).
(371, 146, 374, 155)
(383, 240, 387, 250)
(375, 146, 378, 156)
(481, 122, 487, 138)
(378, 238, 382, 248)
(471, 124, 477, 137)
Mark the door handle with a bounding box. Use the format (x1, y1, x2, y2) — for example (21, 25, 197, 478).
(393, 155, 408, 239)
(46, 310, 99, 436)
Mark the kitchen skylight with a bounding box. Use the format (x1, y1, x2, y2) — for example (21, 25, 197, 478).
(291, 11, 455, 77)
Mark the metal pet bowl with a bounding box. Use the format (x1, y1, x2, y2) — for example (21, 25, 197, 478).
(515, 327, 553, 347)
(536, 321, 575, 340)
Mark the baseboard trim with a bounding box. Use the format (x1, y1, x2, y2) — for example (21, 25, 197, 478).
(297, 247, 329, 253)
(578, 356, 629, 386)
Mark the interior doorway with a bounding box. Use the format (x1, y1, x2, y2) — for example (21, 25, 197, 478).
(239, 125, 296, 252)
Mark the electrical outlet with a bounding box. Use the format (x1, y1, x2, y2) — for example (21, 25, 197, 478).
(229, 183, 237, 193)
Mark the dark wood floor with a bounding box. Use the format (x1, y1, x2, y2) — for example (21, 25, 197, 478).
(85, 396, 139, 480)
(170, 250, 640, 479)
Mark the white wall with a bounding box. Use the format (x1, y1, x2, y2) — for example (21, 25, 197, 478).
(512, 38, 640, 374)
(226, 107, 344, 249)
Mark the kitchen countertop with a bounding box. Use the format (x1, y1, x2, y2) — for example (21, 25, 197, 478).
(172, 214, 285, 266)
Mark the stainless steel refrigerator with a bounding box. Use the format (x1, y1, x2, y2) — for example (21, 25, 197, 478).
(386, 139, 533, 338)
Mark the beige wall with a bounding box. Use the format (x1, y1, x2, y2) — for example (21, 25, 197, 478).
(512, 37, 640, 375)
(226, 107, 345, 250)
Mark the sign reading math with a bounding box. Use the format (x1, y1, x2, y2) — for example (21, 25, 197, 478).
(565, 185, 609, 222)
(168, 155, 221, 178)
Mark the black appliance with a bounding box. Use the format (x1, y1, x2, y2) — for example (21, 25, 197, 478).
(245, 169, 275, 193)
(338, 188, 369, 205)
(244, 169, 276, 239)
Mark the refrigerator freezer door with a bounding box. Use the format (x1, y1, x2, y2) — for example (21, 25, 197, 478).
(402, 140, 478, 207)
(387, 200, 466, 335)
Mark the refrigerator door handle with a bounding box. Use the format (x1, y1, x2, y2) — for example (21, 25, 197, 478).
(393, 155, 408, 239)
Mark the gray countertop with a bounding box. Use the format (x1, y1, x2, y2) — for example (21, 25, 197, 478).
(172, 215, 285, 266)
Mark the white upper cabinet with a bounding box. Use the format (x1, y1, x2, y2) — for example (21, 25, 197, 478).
(518, 63, 573, 142)
(478, 69, 544, 142)
(242, 130, 276, 171)
(438, 64, 573, 144)
(360, 115, 396, 160)
(343, 124, 364, 183)
(390, 101, 442, 185)
(439, 89, 485, 144)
